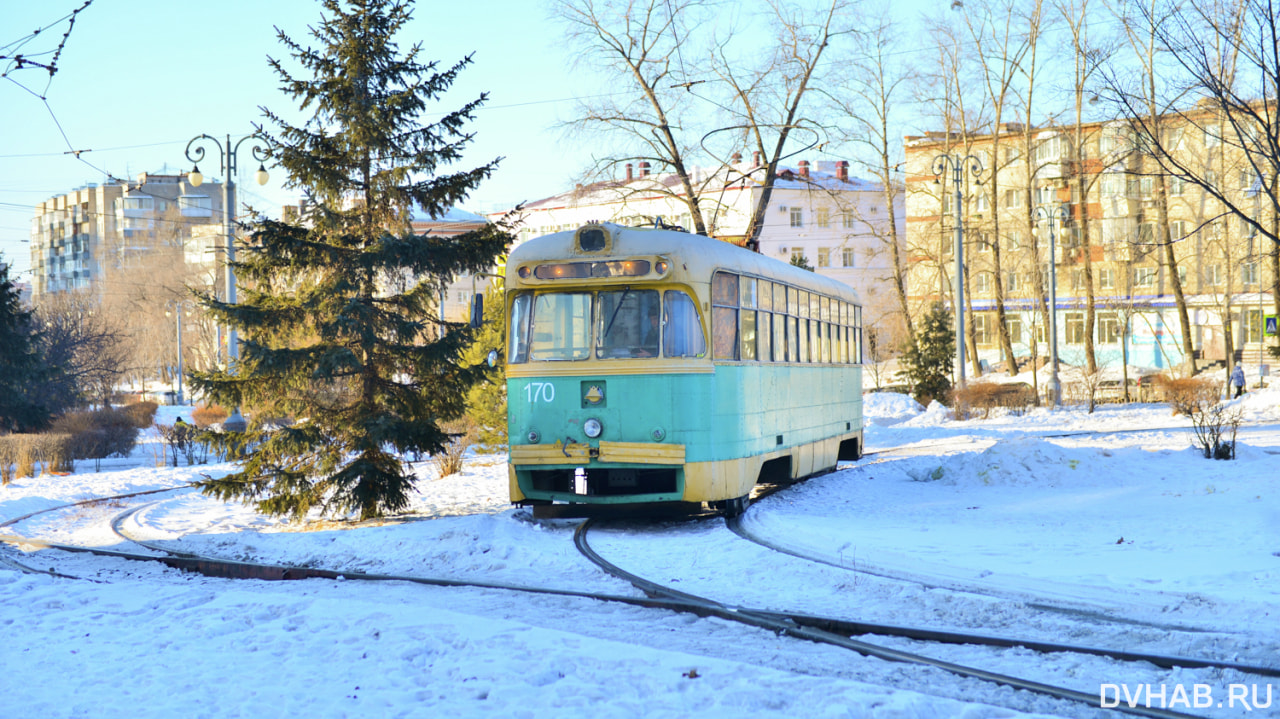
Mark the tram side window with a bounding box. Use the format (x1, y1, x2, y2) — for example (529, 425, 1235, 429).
(773, 283, 788, 361)
(711, 272, 739, 360)
(664, 290, 707, 358)
(509, 293, 533, 364)
(739, 276, 757, 361)
(597, 289, 661, 359)
(529, 292, 592, 361)
(758, 311, 772, 361)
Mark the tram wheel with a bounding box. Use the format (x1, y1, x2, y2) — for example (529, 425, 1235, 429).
(722, 495, 749, 518)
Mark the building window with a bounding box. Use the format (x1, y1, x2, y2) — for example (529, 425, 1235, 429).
(1005, 271, 1020, 292)
(1065, 312, 1086, 344)
(789, 207, 803, 228)
(1006, 230, 1023, 251)
(1004, 189, 1022, 208)
(1134, 267, 1156, 287)
(1205, 264, 1223, 286)
(1006, 316, 1023, 344)
(1169, 176, 1185, 196)
(1245, 309, 1265, 342)
(1099, 268, 1114, 289)
(1098, 312, 1122, 344)
(842, 247, 855, 267)
(791, 248, 806, 266)
(1070, 269, 1084, 290)
(1178, 266, 1188, 286)
(816, 207, 831, 228)
(975, 192, 990, 212)
(818, 247, 831, 268)
(841, 211, 855, 229)
(1243, 262, 1259, 286)
(974, 272, 991, 293)
(1205, 124, 1220, 148)
(974, 313, 993, 346)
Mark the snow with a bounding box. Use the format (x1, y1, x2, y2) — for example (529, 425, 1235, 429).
(4, 396, 1280, 717)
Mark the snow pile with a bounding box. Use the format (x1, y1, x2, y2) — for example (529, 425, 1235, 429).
(899, 399, 953, 427)
(861, 391, 923, 426)
(901, 438, 1115, 488)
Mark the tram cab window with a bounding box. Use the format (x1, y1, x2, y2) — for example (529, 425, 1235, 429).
(509, 293, 533, 364)
(529, 292, 592, 361)
(596, 289, 661, 359)
(663, 290, 706, 358)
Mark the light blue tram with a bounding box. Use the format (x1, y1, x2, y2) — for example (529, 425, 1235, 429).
(504, 223, 863, 516)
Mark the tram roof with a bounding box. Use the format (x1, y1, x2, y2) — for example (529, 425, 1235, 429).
(507, 223, 862, 304)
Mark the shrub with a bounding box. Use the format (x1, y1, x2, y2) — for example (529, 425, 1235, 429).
(1190, 402, 1242, 460)
(50, 409, 139, 470)
(191, 404, 229, 428)
(0, 433, 73, 482)
(431, 418, 476, 478)
(951, 381, 1035, 419)
(156, 421, 206, 467)
(120, 401, 159, 429)
(1152, 375, 1221, 416)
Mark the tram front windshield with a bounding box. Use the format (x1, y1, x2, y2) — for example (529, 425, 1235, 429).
(509, 289, 706, 362)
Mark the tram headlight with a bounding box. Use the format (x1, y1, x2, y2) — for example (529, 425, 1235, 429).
(527, 430, 541, 444)
(583, 417, 603, 439)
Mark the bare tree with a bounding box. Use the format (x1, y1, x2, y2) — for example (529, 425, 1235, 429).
(553, 0, 715, 233)
(826, 8, 915, 338)
(32, 292, 129, 411)
(1097, 0, 1219, 375)
(713, 0, 853, 251)
(960, 0, 1046, 375)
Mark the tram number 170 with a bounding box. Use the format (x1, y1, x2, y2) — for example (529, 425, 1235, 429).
(525, 382, 556, 403)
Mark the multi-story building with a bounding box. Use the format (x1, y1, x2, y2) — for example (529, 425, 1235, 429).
(30, 172, 224, 300)
(903, 112, 1277, 376)
(490, 158, 906, 331)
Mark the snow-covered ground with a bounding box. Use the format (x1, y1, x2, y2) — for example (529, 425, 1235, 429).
(3, 395, 1280, 717)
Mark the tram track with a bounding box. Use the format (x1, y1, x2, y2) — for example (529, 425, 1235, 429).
(4, 417, 1277, 716)
(573, 518, 1278, 719)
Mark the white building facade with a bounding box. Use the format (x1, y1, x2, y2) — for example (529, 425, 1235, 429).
(490, 159, 905, 326)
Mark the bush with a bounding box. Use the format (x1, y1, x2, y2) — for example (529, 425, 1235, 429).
(50, 408, 139, 470)
(431, 418, 476, 478)
(191, 404, 229, 428)
(156, 421, 208, 467)
(952, 381, 1036, 419)
(120, 401, 159, 429)
(1152, 375, 1221, 416)
(0, 433, 73, 482)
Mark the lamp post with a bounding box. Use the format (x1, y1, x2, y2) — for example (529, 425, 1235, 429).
(1033, 204, 1068, 407)
(185, 133, 270, 432)
(932, 153, 984, 388)
(164, 299, 195, 405)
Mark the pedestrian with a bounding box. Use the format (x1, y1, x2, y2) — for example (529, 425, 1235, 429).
(1230, 363, 1246, 399)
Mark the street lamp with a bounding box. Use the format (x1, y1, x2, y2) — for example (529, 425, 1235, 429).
(1033, 204, 1068, 407)
(165, 299, 195, 405)
(932, 153, 985, 388)
(185, 133, 270, 432)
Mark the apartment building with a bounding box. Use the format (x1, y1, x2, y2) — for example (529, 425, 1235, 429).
(903, 112, 1277, 375)
(30, 172, 224, 300)
(491, 157, 906, 328)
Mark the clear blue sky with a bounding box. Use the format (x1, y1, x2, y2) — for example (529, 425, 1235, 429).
(0, 0, 590, 281)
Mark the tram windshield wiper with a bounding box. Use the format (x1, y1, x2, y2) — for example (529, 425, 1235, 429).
(601, 286, 630, 341)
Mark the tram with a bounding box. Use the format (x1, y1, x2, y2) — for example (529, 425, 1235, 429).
(503, 222, 864, 516)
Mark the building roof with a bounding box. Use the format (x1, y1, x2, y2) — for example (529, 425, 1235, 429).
(515, 160, 885, 213)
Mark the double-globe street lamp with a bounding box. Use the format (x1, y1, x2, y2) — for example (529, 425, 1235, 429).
(164, 299, 195, 405)
(185, 133, 269, 432)
(1033, 204, 1068, 408)
(932, 153, 985, 388)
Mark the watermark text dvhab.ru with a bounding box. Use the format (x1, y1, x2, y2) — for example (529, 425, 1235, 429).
(1101, 684, 1273, 711)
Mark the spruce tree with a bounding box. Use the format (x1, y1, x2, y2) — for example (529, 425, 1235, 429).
(190, 0, 510, 520)
(0, 259, 51, 433)
(898, 303, 955, 406)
